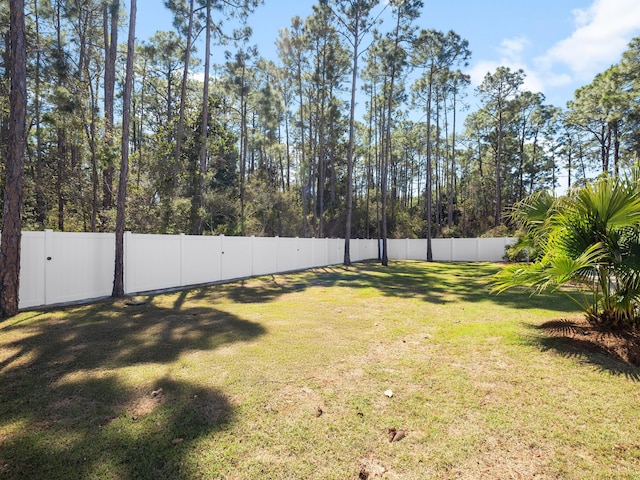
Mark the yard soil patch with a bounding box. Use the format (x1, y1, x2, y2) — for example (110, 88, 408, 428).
(541, 318, 640, 366)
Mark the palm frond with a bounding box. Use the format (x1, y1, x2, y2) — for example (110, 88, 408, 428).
(495, 169, 640, 328)
(492, 243, 605, 295)
(509, 190, 555, 233)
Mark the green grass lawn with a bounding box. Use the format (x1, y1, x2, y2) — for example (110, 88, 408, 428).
(1, 261, 639, 479)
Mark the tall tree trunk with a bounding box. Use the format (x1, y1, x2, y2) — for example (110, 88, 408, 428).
(382, 69, 394, 266)
(297, 65, 307, 236)
(495, 109, 503, 227)
(365, 92, 374, 239)
(567, 138, 573, 189)
(113, 0, 136, 297)
(190, 0, 211, 235)
(33, 0, 46, 229)
(56, 127, 66, 231)
(0, 0, 26, 318)
(448, 86, 457, 228)
(517, 118, 526, 202)
(425, 70, 434, 261)
(284, 109, 291, 191)
(168, 0, 195, 232)
(613, 122, 620, 177)
(0, 27, 9, 154)
(54, 0, 65, 231)
(103, 0, 118, 210)
(434, 93, 441, 228)
(344, 22, 359, 265)
(381, 11, 403, 267)
(136, 58, 147, 187)
(317, 45, 327, 238)
(84, 68, 99, 231)
(240, 98, 247, 235)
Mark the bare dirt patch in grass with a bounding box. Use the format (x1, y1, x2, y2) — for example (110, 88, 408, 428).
(121, 388, 166, 418)
(448, 436, 554, 480)
(540, 318, 640, 366)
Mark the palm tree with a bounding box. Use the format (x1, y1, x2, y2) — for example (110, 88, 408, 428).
(493, 167, 640, 328)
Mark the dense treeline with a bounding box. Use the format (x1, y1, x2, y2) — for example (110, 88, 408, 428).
(1, 0, 640, 241)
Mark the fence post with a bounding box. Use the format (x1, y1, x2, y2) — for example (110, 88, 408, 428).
(251, 235, 255, 276)
(44, 229, 53, 305)
(124, 231, 131, 294)
(179, 233, 185, 287)
(215, 235, 222, 281)
(219, 234, 225, 281)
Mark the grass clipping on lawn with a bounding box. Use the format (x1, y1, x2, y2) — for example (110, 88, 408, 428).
(1, 261, 640, 479)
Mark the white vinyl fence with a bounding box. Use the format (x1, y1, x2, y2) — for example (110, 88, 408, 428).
(387, 237, 517, 262)
(16, 230, 516, 309)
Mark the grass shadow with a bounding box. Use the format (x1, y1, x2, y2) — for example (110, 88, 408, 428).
(307, 261, 577, 312)
(0, 376, 232, 479)
(525, 319, 640, 381)
(66, 261, 574, 315)
(0, 297, 265, 478)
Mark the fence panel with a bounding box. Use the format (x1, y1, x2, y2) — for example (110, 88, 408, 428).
(387, 239, 407, 260)
(19, 232, 46, 309)
(252, 237, 277, 276)
(450, 238, 478, 261)
(220, 236, 253, 281)
(125, 233, 181, 293)
(406, 239, 427, 260)
(386, 238, 514, 262)
(353, 239, 378, 262)
(312, 238, 329, 267)
(350, 239, 362, 262)
(479, 237, 516, 262)
(430, 239, 451, 261)
(276, 237, 299, 273)
(298, 238, 314, 269)
(328, 238, 344, 265)
(348, 239, 359, 262)
(45, 231, 115, 304)
(365, 239, 379, 261)
(350, 239, 361, 262)
(181, 235, 222, 286)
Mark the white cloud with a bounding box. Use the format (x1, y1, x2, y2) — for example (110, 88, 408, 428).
(188, 70, 221, 84)
(469, 39, 545, 95)
(468, 0, 640, 105)
(535, 0, 640, 80)
(190, 71, 207, 83)
(571, 7, 592, 28)
(468, 60, 500, 87)
(499, 37, 530, 60)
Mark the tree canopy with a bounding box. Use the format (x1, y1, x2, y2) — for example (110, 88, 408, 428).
(1, 1, 639, 244)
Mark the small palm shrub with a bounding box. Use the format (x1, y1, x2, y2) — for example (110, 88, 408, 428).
(493, 168, 640, 329)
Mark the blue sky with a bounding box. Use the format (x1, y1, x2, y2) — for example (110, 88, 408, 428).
(135, 0, 640, 108)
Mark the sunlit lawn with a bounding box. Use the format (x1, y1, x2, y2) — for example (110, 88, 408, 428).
(1, 261, 639, 479)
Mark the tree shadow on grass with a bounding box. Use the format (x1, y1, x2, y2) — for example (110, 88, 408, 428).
(0, 299, 265, 479)
(176, 261, 576, 313)
(312, 261, 577, 312)
(525, 319, 640, 381)
(1, 377, 232, 479)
